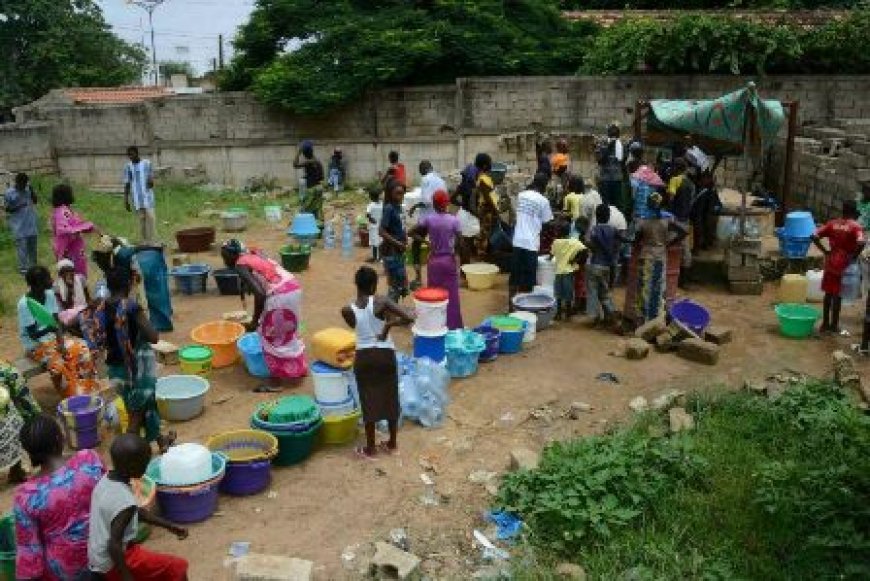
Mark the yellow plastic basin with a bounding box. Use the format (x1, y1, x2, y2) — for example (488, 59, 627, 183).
(462, 263, 500, 290)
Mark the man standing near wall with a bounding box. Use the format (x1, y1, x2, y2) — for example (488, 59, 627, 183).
(124, 146, 157, 244)
(4, 172, 39, 274)
(408, 160, 447, 289)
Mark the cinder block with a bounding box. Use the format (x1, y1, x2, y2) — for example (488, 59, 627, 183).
(704, 326, 733, 345)
(235, 554, 313, 581)
(510, 448, 540, 471)
(371, 542, 421, 580)
(677, 338, 720, 365)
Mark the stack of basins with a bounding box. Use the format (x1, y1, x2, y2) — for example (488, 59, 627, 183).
(311, 362, 361, 445)
(776, 211, 816, 259)
(145, 443, 226, 524)
(288, 212, 321, 246)
(250, 396, 322, 466)
(412, 287, 449, 364)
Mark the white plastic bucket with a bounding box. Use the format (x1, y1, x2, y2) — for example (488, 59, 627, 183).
(511, 311, 537, 343)
(806, 269, 824, 302)
(414, 299, 448, 333)
(311, 362, 351, 403)
(536, 256, 556, 290)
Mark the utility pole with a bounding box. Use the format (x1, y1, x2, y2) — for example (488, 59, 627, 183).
(218, 34, 224, 70)
(127, 0, 168, 85)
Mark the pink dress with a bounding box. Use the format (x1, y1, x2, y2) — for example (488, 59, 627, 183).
(14, 449, 105, 581)
(51, 205, 94, 277)
(238, 254, 307, 379)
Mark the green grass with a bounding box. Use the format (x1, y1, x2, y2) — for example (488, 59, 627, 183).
(500, 383, 870, 580)
(0, 177, 283, 315)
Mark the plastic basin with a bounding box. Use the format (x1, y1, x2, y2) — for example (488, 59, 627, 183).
(473, 325, 501, 362)
(256, 420, 322, 467)
(775, 303, 820, 339)
(462, 263, 499, 290)
(289, 213, 320, 237)
(191, 321, 245, 368)
(214, 269, 242, 296)
(512, 293, 557, 331)
(669, 299, 711, 335)
(146, 453, 225, 523)
(237, 333, 271, 378)
(320, 410, 361, 445)
(206, 429, 278, 496)
(316, 395, 356, 417)
(175, 227, 216, 253)
(776, 228, 812, 259)
(156, 375, 210, 421)
(170, 263, 210, 295)
(445, 329, 485, 378)
(279, 245, 312, 273)
(485, 317, 527, 354)
(222, 212, 248, 233)
(179, 345, 213, 376)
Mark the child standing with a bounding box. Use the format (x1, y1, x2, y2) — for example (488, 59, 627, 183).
(341, 267, 414, 458)
(88, 433, 188, 580)
(4, 172, 39, 274)
(366, 188, 383, 264)
(586, 204, 623, 327)
(812, 200, 865, 334)
(551, 221, 587, 321)
(379, 180, 409, 301)
(51, 184, 97, 278)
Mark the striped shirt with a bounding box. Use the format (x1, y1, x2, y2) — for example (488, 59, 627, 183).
(123, 159, 154, 210)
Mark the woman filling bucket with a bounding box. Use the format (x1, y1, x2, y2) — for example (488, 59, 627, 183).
(222, 240, 307, 391)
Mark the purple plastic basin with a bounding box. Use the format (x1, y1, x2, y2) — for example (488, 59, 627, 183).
(57, 395, 104, 450)
(156, 481, 220, 524)
(473, 326, 501, 362)
(219, 460, 272, 496)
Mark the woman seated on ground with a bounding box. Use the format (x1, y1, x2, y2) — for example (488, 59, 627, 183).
(18, 265, 98, 398)
(0, 361, 41, 484)
(221, 239, 307, 390)
(14, 414, 105, 580)
(79, 268, 175, 453)
(409, 190, 464, 329)
(53, 259, 90, 327)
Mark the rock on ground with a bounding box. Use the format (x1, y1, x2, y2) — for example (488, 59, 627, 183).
(509, 448, 540, 471)
(832, 350, 865, 396)
(555, 562, 588, 580)
(704, 326, 734, 345)
(629, 396, 649, 413)
(625, 338, 651, 360)
(568, 401, 593, 418)
(635, 317, 667, 342)
(234, 554, 313, 581)
(370, 542, 421, 580)
(677, 338, 720, 365)
(668, 407, 695, 434)
(651, 389, 685, 411)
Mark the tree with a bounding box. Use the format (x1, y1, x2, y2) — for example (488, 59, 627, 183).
(0, 0, 146, 114)
(222, 0, 596, 115)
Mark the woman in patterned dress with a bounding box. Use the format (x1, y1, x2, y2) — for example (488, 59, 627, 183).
(0, 361, 41, 484)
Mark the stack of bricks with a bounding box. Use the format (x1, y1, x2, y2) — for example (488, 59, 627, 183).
(725, 236, 763, 295)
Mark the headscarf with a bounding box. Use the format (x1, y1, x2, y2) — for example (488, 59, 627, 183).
(433, 190, 450, 212)
(631, 165, 665, 188)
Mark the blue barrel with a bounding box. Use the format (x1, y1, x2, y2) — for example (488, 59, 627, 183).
(412, 327, 447, 363)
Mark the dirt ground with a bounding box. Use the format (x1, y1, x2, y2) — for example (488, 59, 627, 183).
(0, 218, 865, 580)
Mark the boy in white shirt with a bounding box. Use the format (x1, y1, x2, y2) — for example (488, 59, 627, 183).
(123, 146, 156, 243)
(510, 172, 554, 308)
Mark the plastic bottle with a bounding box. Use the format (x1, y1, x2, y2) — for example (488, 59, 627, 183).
(323, 220, 336, 249)
(341, 216, 353, 259)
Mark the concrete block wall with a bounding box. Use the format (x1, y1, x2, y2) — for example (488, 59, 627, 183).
(4, 75, 870, 190)
(0, 122, 54, 176)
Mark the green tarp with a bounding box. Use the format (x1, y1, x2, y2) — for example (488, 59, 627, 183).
(649, 84, 785, 151)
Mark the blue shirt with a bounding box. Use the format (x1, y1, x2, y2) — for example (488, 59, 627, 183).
(631, 177, 655, 220)
(4, 186, 38, 239)
(589, 223, 619, 267)
(17, 291, 59, 353)
(123, 159, 154, 210)
(380, 202, 406, 257)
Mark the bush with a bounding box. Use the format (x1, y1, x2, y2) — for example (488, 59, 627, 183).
(499, 382, 870, 579)
(581, 10, 870, 75)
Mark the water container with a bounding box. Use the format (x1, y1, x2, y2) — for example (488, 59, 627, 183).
(778, 274, 808, 304)
(842, 262, 861, 304)
(806, 269, 824, 302)
(510, 311, 537, 342)
(311, 361, 352, 403)
(783, 211, 816, 238)
(412, 326, 447, 363)
(413, 287, 449, 333)
(536, 256, 556, 290)
(160, 443, 213, 486)
(324, 221, 336, 249)
(341, 217, 353, 259)
(95, 280, 110, 300)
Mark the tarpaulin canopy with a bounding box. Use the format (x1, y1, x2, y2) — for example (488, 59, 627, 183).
(647, 83, 785, 154)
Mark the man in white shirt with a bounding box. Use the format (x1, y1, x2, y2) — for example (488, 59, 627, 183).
(408, 160, 448, 289)
(123, 146, 157, 243)
(510, 172, 554, 307)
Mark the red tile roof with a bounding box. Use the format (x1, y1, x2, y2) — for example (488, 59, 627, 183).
(63, 86, 172, 105)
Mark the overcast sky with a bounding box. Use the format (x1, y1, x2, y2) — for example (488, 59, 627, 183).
(97, 0, 255, 77)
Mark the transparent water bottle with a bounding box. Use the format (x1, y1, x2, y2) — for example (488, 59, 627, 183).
(95, 280, 110, 299)
(341, 217, 353, 259)
(323, 220, 336, 249)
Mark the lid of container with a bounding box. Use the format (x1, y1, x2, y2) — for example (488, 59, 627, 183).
(268, 395, 319, 424)
(179, 345, 213, 361)
(311, 361, 344, 376)
(489, 315, 523, 330)
(413, 287, 448, 303)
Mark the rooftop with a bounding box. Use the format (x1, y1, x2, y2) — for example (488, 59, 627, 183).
(62, 86, 172, 105)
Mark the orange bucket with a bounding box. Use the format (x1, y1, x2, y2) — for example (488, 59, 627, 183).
(190, 321, 245, 368)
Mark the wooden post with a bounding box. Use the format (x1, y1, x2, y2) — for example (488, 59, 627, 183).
(781, 100, 799, 223)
